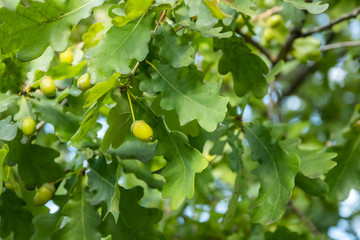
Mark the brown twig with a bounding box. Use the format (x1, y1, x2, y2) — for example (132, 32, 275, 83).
(236, 30, 277, 63)
(322, 40, 360, 51)
(153, 10, 167, 33)
(175, 26, 185, 33)
(252, 6, 283, 22)
(302, 7, 360, 37)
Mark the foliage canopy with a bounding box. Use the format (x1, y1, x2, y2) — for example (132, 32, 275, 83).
(1, 0, 360, 239)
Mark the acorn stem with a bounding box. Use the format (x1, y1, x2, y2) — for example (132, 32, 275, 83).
(127, 89, 136, 123)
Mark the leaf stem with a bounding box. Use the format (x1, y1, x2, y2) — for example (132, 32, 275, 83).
(52, 168, 84, 184)
(127, 89, 136, 123)
(22, 96, 32, 118)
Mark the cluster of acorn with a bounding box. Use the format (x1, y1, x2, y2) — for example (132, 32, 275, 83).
(19, 49, 92, 206)
(19, 49, 155, 206)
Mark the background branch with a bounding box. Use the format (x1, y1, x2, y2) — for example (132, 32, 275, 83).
(288, 200, 321, 236)
(236, 30, 277, 63)
(322, 40, 360, 51)
(302, 7, 360, 36)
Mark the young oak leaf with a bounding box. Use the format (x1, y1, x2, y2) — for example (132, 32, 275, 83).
(52, 176, 101, 240)
(142, 62, 229, 132)
(279, 139, 337, 178)
(132, 98, 209, 210)
(154, 22, 195, 68)
(326, 134, 360, 201)
(86, 14, 153, 82)
(0, 0, 105, 61)
(112, 0, 153, 27)
(99, 186, 166, 240)
(223, 0, 257, 16)
(88, 157, 118, 212)
(215, 37, 269, 98)
(244, 124, 299, 224)
(283, 0, 328, 14)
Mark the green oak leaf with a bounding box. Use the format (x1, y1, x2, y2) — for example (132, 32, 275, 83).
(30, 212, 61, 240)
(0, 116, 17, 141)
(223, 0, 257, 16)
(120, 159, 164, 190)
(215, 37, 269, 98)
(82, 22, 104, 49)
(99, 186, 166, 240)
(155, 22, 195, 68)
(295, 173, 328, 196)
(0, 0, 105, 61)
(88, 157, 118, 209)
(14, 96, 35, 124)
(291, 37, 322, 63)
(142, 62, 229, 132)
(0, 144, 9, 197)
(0, 190, 34, 240)
(279, 139, 337, 178)
(223, 169, 242, 226)
(132, 98, 209, 210)
(183, 0, 218, 28)
(101, 91, 132, 151)
(283, 0, 328, 14)
(87, 14, 153, 82)
(44, 61, 87, 80)
(202, 0, 227, 19)
(244, 124, 299, 224)
(112, 0, 153, 27)
(174, 5, 232, 38)
(266, 60, 284, 83)
(30, 99, 81, 142)
(71, 100, 102, 144)
(0, 94, 18, 112)
(26, 47, 55, 83)
(5, 137, 64, 187)
(52, 176, 101, 240)
(83, 72, 120, 108)
(0, 50, 26, 93)
(150, 94, 200, 137)
(326, 134, 360, 201)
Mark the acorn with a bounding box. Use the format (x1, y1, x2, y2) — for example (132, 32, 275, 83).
(34, 183, 55, 206)
(131, 120, 153, 142)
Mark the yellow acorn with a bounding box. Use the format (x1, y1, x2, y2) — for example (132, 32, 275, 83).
(40, 76, 56, 98)
(22, 117, 36, 136)
(59, 48, 73, 64)
(77, 73, 91, 91)
(34, 183, 55, 206)
(131, 120, 153, 142)
(267, 14, 283, 28)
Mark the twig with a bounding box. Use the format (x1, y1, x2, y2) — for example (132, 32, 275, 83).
(302, 7, 360, 37)
(322, 40, 360, 51)
(175, 26, 185, 32)
(278, 32, 336, 100)
(288, 200, 321, 235)
(123, 10, 167, 88)
(236, 30, 277, 63)
(252, 6, 283, 22)
(153, 10, 167, 33)
(280, 63, 318, 99)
